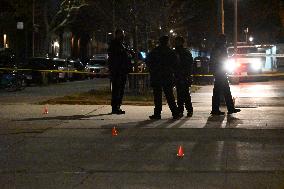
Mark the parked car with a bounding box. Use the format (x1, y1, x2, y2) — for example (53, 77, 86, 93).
(225, 46, 264, 75)
(0, 69, 27, 92)
(137, 51, 147, 73)
(52, 58, 76, 81)
(0, 48, 15, 68)
(85, 58, 109, 78)
(137, 60, 147, 73)
(193, 56, 210, 74)
(25, 57, 59, 85)
(67, 59, 86, 80)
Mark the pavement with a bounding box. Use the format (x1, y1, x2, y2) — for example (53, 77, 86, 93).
(1, 81, 284, 188)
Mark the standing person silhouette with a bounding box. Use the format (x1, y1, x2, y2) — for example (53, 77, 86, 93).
(146, 35, 181, 119)
(174, 36, 194, 117)
(210, 34, 241, 115)
(108, 28, 131, 114)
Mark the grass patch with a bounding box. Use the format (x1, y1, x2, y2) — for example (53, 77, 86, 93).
(39, 85, 201, 106)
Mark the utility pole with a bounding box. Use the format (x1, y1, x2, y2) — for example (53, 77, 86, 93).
(221, 0, 224, 34)
(112, 0, 115, 32)
(234, 0, 238, 54)
(218, 0, 225, 34)
(133, 0, 139, 72)
(144, 0, 149, 52)
(32, 0, 35, 57)
(133, 0, 138, 51)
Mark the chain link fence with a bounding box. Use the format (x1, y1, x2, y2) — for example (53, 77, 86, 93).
(125, 73, 151, 95)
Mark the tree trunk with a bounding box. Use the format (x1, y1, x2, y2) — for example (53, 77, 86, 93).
(43, 1, 50, 54)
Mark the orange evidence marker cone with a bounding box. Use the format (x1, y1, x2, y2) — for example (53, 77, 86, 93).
(177, 145, 184, 158)
(43, 106, 48, 114)
(112, 126, 118, 136)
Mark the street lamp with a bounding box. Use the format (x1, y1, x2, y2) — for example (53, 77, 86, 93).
(3, 34, 7, 48)
(244, 27, 249, 44)
(249, 36, 254, 43)
(53, 41, 60, 57)
(54, 41, 59, 48)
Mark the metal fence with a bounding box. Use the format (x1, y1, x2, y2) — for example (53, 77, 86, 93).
(125, 73, 151, 95)
(125, 72, 216, 95)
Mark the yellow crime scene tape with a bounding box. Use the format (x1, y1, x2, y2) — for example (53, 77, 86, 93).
(129, 72, 284, 77)
(1, 67, 284, 77)
(0, 67, 103, 75)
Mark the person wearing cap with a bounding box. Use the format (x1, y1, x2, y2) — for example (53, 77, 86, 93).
(108, 28, 132, 114)
(210, 34, 241, 115)
(174, 36, 194, 117)
(146, 35, 181, 119)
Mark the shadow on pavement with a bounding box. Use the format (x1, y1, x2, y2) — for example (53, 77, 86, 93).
(203, 115, 243, 129)
(226, 115, 243, 128)
(100, 116, 194, 129)
(100, 119, 160, 130)
(15, 113, 113, 121)
(204, 115, 225, 128)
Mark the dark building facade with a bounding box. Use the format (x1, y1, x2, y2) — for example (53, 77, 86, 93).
(1, 0, 283, 63)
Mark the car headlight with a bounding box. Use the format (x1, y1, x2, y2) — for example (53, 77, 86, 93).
(251, 58, 262, 70)
(224, 59, 236, 73)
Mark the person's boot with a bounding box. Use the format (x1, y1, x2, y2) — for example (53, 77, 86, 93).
(186, 107, 193, 117)
(112, 107, 125, 114)
(210, 110, 225, 116)
(149, 108, 161, 120)
(211, 95, 224, 115)
(228, 108, 241, 114)
(149, 114, 161, 120)
(172, 110, 183, 119)
(171, 106, 183, 119)
(177, 105, 184, 116)
(187, 111, 193, 117)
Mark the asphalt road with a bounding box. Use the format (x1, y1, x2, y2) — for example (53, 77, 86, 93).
(1, 80, 284, 188)
(0, 78, 110, 104)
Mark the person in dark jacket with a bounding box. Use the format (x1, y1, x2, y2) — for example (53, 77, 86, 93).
(108, 28, 131, 114)
(174, 36, 194, 117)
(146, 35, 180, 119)
(210, 34, 241, 115)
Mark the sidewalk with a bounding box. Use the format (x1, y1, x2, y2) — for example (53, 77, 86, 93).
(1, 84, 284, 132)
(1, 100, 284, 132)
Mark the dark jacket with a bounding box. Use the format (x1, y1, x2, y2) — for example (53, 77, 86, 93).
(146, 45, 177, 87)
(210, 45, 228, 77)
(107, 39, 132, 75)
(174, 47, 193, 85)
